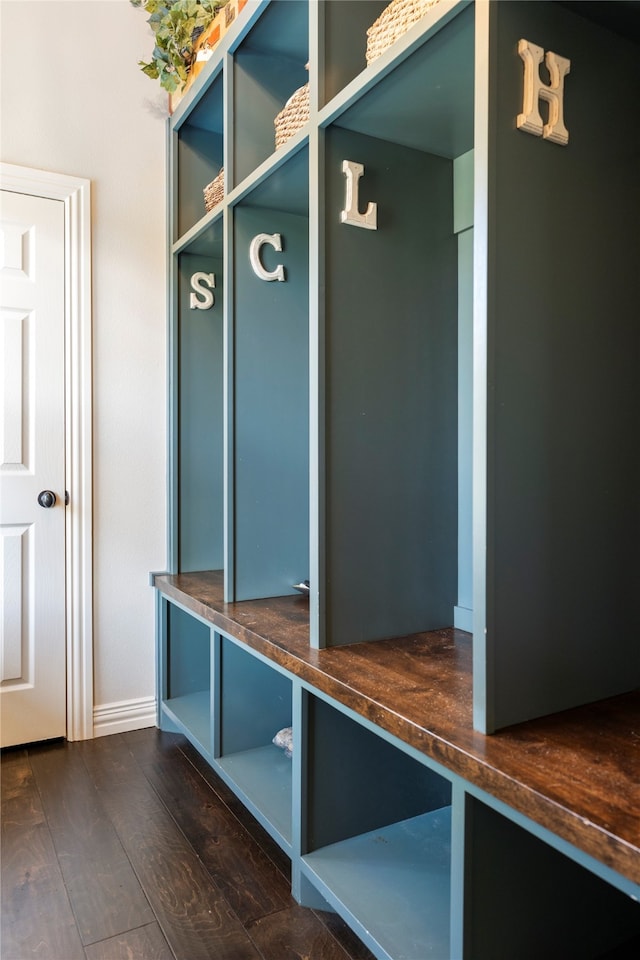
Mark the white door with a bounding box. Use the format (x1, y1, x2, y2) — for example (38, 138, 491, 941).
(0, 189, 66, 747)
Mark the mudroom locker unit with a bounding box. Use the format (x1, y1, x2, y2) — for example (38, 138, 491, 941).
(152, 2, 640, 957)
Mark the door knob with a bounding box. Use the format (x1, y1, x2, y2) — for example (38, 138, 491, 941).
(37, 490, 57, 508)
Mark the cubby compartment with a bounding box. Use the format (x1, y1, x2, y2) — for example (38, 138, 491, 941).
(233, 0, 309, 186)
(215, 635, 293, 850)
(311, 5, 474, 649)
(464, 797, 640, 960)
(173, 67, 224, 240)
(331, 0, 474, 158)
(229, 146, 309, 602)
(174, 220, 224, 575)
(162, 601, 213, 756)
(301, 694, 452, 959)
(320, 0, 388, 107)
(314, 133, 458, 647)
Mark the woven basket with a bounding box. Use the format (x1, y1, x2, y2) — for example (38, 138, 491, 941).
(274, 82, 310, 149)
(203, 168, 224, 212)
(366, 0, 442, 65)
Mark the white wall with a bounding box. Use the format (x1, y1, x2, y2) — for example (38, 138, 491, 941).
(0, 0, 168, 733)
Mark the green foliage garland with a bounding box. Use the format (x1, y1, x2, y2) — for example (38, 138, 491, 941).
(131, 0, 226, 93)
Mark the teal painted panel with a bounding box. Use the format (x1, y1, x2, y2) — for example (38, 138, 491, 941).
(305, 694, 451, 852)
(453, 149, 474, 233)
(158, 704, 181, 735)
(177, 127, 223, 238)
(167, 604, 211, 700)
(163, 691, 212, 755)
(335, 2, 474, 159)
(219, 637, 292, 755)
(465, 797, 640, 959)
(454, 145, 474, 633)
(178, 252, 224, 572)
(321, 0, 388, 106)
(242, 0, 308, 60)
(457, 228, 473, 622)
(233, 0, 309, 186)
(239, 143, 309, 217)
(479, 0, 640, 730)
(180, 217, 224, 258)
(176, 64, 224, 134)
(303, 809, 451, 960)
(232, 204, 309, 601)
(323, 126, 458, 646)
(216, 745, 292, 846)
(174, 64, 223, 240)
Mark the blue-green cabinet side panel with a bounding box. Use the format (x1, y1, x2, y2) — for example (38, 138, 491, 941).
(232, 0, 309, 187)
(177, 127, 223, 238)
(232, 206, 310, 600)
(304, 693, 451, 853)
(323, 126, 458, 646)
(455, 226, 473, 632)
(454, 145, 474, 633)
(219, 637, 292, 755)
(463, 797, 640, 959)
(178, 252, 224, 572)
(167, 603, 211, 700)
(321, 0, 388, 106)
(333, 4, 474, 162)
(453, 149, 474, 234)
(479, 1, 640, 730)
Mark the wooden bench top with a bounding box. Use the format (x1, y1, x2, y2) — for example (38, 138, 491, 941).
(153, 570, 640, 888)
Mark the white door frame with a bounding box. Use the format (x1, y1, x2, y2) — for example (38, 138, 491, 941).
(1, 162, 93, 741)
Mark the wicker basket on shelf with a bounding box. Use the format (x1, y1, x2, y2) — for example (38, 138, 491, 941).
(366, 0, 442, 65)
(274, 74, 310, 149)
(203, 168, 224, 212)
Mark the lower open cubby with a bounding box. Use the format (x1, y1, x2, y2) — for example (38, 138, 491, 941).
(214, 633, 293, 852)
(300, 692, 453, 960)
(161, 600, 213, 757)
(155, 582, 640, 960)
(464, 796, 640, 960)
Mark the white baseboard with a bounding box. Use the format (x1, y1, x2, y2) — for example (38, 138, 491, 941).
(93, 696, 157, 738)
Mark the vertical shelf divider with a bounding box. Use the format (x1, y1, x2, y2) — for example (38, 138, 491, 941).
(471, 0, 492, 734)
(223, 201, 235, 601)
(167, 122, 180, 575)
(211, 630, 222, 759)
(308, 121, 325, 649)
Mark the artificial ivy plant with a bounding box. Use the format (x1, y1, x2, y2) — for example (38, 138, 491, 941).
(131, 0, 227, 93)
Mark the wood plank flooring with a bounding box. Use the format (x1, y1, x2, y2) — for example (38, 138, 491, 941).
(1, 728, 375, 960)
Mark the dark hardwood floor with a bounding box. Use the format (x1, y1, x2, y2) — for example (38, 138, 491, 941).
(1, 727, 375, 960)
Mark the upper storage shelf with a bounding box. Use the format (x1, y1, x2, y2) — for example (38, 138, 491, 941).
(232, 0, 309, 187)
(328, 0, 474, 158)
(172, 66, 224, 242)
(320, 0, 388, 107)
(170, 0, 473, 241)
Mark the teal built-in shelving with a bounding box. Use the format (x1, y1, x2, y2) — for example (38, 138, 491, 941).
(155, 3, 640, 957)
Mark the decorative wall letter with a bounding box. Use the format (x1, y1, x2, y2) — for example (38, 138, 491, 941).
(249, 233, 285, 282)
(190, 271, 215, 309)
(340, 160, 377, 230)
(517, 39, 571, 146)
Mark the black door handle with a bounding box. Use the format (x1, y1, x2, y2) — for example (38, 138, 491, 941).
(37, 490, 57, 508)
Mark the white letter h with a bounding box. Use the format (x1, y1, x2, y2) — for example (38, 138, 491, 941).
(517, 39, 571, 146)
